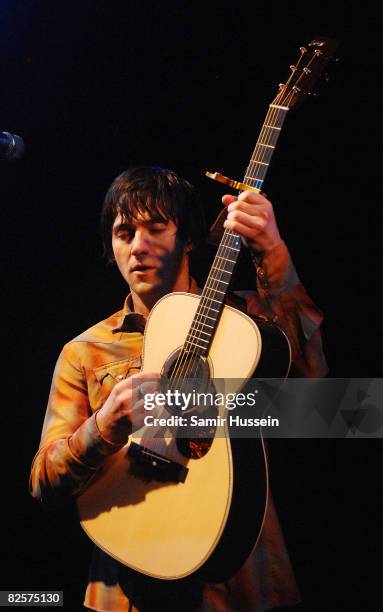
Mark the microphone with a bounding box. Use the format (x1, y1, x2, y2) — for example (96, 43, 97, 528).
(0, 131, 25, 160)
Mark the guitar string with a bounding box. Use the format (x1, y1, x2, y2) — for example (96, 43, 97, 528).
(169, 44, 316, 383)
(143, 46, 323, 451)
(180, 104, 284, 351)
(167, 206, 249, 384)
(150, 48, 323, 447)
(163, 229, 242, 436)
(166, 225, 242, 394)
(168, 102, 285, 387)
(175, 55, 317, 381)
(168, 103, 284, 393)
(144, 104, 290, 448)
(164, 46, 316, 397)
(172, 44, 316, 382)
(167, 226, 241, 382)
(168, 110, 284, 398)
(141, 78, 305, 448)
(144, 111, 295, 448)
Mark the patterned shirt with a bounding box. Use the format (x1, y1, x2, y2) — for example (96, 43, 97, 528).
(30, 241, 327, 611)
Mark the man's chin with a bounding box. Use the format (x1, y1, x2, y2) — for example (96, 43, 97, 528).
(130, 278, 170, 299)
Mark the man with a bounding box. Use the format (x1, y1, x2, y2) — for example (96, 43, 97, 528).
(30, 166, 327, 611)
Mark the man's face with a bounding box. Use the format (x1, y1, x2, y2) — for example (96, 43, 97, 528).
(112, 212, 188, 302)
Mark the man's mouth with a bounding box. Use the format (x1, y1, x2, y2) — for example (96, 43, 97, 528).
(131, 264, 155, 272)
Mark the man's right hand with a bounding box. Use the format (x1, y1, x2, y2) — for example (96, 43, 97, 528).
(95, 371, 161, 445)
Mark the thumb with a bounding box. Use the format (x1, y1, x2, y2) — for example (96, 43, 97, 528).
(222, 194, 237, 206)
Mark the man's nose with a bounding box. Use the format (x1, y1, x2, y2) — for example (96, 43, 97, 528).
(130, 229, 150, 254)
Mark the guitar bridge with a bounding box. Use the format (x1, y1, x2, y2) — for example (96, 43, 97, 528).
(127, 442, 189, 483)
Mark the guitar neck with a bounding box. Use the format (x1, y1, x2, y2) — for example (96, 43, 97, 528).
(184, 229, 242, 357)
(243, 103, 289, 191)
(184, 105, 289, 358)
(184, 37, 338, 359)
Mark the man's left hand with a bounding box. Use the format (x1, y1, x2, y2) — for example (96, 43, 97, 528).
(222, 190, 281, 256)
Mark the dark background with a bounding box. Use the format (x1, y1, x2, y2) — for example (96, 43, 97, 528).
(1, 1, 381, 610)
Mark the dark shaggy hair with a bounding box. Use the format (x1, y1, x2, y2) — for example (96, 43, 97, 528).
(101, 166, 207, 261)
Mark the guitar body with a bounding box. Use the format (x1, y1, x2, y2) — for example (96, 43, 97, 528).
(78, 293, 291, 582)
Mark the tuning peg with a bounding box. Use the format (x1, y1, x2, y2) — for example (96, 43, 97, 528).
(278, 83, 285, 89)
(290, 64, 296, 71)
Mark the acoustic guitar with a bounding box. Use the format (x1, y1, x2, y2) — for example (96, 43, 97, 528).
(77, 37, 337, 583)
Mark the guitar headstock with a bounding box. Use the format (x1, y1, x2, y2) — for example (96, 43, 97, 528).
(274, 37, 338, 109)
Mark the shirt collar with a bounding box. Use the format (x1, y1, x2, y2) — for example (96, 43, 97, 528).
(112, 278, 200, 334)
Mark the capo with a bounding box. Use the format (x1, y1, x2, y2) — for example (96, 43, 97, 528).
(206, 171, 261, 193)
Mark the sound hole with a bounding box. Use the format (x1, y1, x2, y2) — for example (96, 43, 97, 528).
(161, 349, 217, 460)
(161, 348, 212, 415)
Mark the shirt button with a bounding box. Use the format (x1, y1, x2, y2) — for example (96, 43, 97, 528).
(257, 267, 265, 278)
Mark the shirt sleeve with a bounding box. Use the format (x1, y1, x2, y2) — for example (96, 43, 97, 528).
(29, 341, 124, 502)
(238, 240, 328, 377)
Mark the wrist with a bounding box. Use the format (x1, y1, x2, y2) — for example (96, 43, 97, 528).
(95, 410, 129, 446)
(252, 240, 300, 296)
(250, 236, 282, 262)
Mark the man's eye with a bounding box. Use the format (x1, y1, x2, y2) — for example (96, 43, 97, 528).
(117, 230, 134, 240)
(148, 224, 168, 234)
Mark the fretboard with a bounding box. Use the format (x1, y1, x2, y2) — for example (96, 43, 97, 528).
(244, 103, 289, 191)
(184, 103, 289, 357)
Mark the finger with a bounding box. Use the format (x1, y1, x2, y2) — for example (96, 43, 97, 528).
(129, 398, 147, 431)
(114, 370, 161, 392)
(123, 375, 161, 408)
(238, 190, 268, 204)
(227, 200, 269, 218)
(225, 210, 267, 231)
(222, 194, 237, 206)
(224, 216, 266, 239)
(134, 371, 161, 380)
(139, 380, 161, 396)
